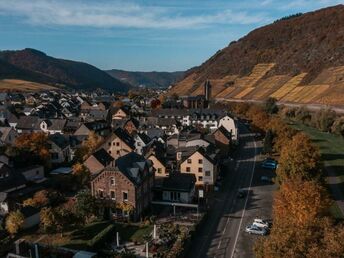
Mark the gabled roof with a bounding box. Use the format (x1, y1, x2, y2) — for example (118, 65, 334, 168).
(162, 173, 196, 192)
(114, 127, 135, 149)
(92, 148, 114, 167)
(48, 133, 70, 149)
(215, 126, 232, 141)
(137, 132, 151, 145)
(40, 119, 66, 131)
(124, 117, 140, 129)
(0, 163, 27, 192)
(115, 152, 152, 186)
(16, 116, 40, 130)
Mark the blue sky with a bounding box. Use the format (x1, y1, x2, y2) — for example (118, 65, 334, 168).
(0, 0, 343, 71)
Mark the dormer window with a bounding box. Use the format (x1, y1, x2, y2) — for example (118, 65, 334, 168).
(110, 177, 115, 186)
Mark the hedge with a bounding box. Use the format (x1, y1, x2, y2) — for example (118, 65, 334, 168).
(88, 224, 115, 249)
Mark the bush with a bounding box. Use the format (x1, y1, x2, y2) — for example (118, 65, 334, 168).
(88, 224, 115, 248)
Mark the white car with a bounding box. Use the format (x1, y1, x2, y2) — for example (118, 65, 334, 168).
(253, 219, 270, 229)
(245, 224, 268, 235)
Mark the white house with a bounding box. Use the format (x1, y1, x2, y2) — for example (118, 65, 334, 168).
(218, 115, 238, 143)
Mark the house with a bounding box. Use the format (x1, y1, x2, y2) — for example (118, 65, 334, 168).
(91, 152, 154, 220)
(134, 132, 152, 155)
(147, 153, 168, 177)
(0, 127, 18, 145)
(17, 165, 45, 183)
(218, 115, 238, 143)
(74, 120, 111, 138)
(178, 147, 218, 190)
(84, 148, 114, 175)
(0, 163, 27, 215)
(100, 127, 135, 159)
(160, 173, 196, 203)
(39, 119, 66, 134)
(15, 116, 40, 134)
(213, 126, 232, 156)
(111, 106, 130, 121)
(123, 118, 140, 135)
(48, 134, 71, 164)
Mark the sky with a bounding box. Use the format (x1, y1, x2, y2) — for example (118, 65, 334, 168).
(0, 0, 343, 72)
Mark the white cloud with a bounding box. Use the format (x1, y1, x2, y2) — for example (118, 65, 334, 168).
(0, 0, 269, 29)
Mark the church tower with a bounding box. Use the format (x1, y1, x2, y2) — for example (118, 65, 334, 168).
(204, 79, 212, 101)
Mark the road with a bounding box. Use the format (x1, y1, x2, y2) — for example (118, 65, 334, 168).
(187, 123, 276, 258)
(215, 98, 344, 114)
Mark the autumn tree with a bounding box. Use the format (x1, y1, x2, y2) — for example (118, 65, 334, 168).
(277, 133, 321, 182)
(5, 210, 24, 235)
(331, 116, 344, 137)
(295, 106, 312, 124)
(40, 207, 55, 232)
(246, 105, 270, 132)
(263, 129, 273, 154)
(273, 179, 330, 226)
(23, 190, 49, 208)
(75, 190, 98, 223)
(312, 108, 336, 132)
(72, 163, 90, 188)
(75, 131, 102, 161)
(264, 97, 278, 114)
(15, 132, 50, 166)
(150, 99, 161, 109)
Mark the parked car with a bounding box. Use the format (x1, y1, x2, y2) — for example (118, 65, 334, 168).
(261, 160, 277, 169)
(245, 224, 268, 235)
(260, 176, 273, 183)
(253, 218, 271, 229)
(237, 189, 246, 198)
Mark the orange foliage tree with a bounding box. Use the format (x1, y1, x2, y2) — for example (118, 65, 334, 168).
(15, 132, 50, 161)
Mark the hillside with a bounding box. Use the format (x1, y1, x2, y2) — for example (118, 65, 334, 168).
(0, 49, 130, 92)
(106, 69, 184, 88)
(169, 5, 344, 106)
(0, 79, 57, 92)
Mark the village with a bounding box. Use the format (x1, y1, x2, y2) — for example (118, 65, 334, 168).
(0, 83, 240, 258)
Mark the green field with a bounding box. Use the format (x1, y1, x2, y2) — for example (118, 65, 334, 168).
(289, 122, 344, 218)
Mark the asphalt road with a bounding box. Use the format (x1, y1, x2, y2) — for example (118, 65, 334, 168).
(187, 123, 276, 258)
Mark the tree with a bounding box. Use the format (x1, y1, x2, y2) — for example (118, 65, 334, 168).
(312, 108, 336, 132)
(40, 207, 56, 232)
(246, 105, 270, 132)
(72, 163, 90, 188)
(263, 129, 273, 154)
(75, 131, 102, 161)
(23, 190, 49, 208)
(5, 210, 24, 235)
(273, 179, 330, 226)
(150, 99, 161, 109)
(265, 97, 278, 114)
(75, 190, 98, 223)
(277, 133, 321, 182)
(295, 106, 312, 124)
(331, 116, 344, 137)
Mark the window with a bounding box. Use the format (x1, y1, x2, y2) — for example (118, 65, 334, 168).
(198, 167, 202, 173)
(198, 159, 203, 164)
(186, 167, 191, 172)
(116, 150, 120, 155)
(137, 142, 141, 146)
(187, 159, 192, 164)
(110, 191, 115, 200)
(51, 153, 59, 160)
(110, 177, 115, 185)
(198, 176, 203, 181)
(36, 170, 39, 175)
(108, 142, 111, 146)
(116, 142, 120, 146)
(123, 192, 128, 201)
(98, 189, 104, 198)
(205, 170, 211, 177)
(157, 168, 162, 174)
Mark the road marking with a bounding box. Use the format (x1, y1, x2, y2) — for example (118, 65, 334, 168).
(230, 133, 257, 258)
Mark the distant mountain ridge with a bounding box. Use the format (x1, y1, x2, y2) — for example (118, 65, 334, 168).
(106, 69, 185, 88)
(0, 48, 130, 92)
(169, 5, 344, 106)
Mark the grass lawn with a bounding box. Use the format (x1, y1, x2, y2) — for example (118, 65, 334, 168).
(289, 121, 344, 218)
(114, 223, 153, 244)
(22, 221, 153, 250)
(23, 221, 112, 250)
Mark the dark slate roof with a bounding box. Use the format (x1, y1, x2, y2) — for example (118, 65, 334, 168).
(0, 163, 27, 192)
(16, 116, 40, 130)
(145, 128, 165, 139)
(21, 206, 39, 218)
(92, 148, 114, 167)
(41, 119, 66, 131)
(114, 127, 135, 149)
(115, 152, 151, 186)
(125, 118, 140, 129)
(48, 133, 70, 149)
(138, 132, 151, 145)
(216, 126, 232, 140)
(162, 173, 196, 192)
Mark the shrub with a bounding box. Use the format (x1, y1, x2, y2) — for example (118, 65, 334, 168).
(88, 224, 115, 248)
